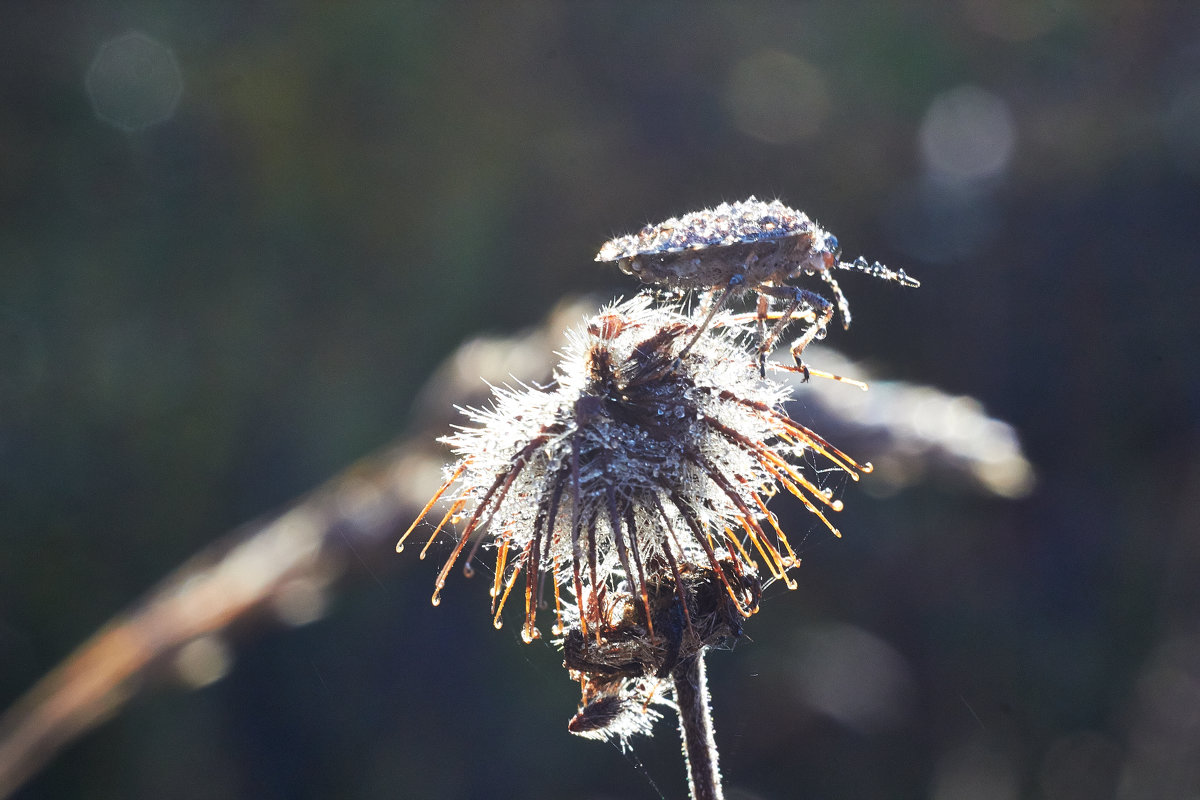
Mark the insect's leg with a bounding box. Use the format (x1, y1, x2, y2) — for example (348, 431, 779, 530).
(755, 285, 833, 382)
(695, 284, 721, 315)
(677, 273, 744, 360)
(755, 294, 770, 377)
(819, 271, 853, 329)
(756, 285, 830, 356)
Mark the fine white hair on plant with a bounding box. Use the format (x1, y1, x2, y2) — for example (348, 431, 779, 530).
(398, 293, 871, 647)
(566, 675, 670, 748)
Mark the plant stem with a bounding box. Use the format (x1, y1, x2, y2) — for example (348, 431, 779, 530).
(672, 651, 723, 800)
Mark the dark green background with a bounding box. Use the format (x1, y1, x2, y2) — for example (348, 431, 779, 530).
(3, 3, 1198, 798)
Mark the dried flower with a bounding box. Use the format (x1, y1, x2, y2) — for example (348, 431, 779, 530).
(398, 294, 871, 647)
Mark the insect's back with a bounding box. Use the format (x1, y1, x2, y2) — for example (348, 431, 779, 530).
(595, 197, 822, 291)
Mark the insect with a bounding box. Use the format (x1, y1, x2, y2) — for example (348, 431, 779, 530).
(595, 196, 920, 377)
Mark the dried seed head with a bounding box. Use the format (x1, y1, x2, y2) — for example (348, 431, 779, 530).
(398, 294, 871, 645)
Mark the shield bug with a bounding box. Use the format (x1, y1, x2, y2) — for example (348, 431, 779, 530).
(595, 196, 919, 377)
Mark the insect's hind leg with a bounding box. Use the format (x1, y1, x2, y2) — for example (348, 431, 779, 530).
(755, 285, 834, 380)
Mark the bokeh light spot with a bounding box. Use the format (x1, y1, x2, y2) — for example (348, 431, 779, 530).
(273, 577, 330, 627)
(85, 31, 183, 132)
(723, 50, 829, 144)
(789, 623, 914, 734)
(174, 635, 232, 689)
(1163, 78, 1200, 177)
(919, 85, 1015, 181)
(931, 741, 1018, 800)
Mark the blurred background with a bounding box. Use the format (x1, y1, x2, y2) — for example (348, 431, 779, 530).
(2, 2, 1199, 798)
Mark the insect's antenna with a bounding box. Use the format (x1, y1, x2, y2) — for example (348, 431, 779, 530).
(837, 256, 921, 288)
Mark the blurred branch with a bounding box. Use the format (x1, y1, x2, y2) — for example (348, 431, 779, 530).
(777, 348, 1035, 500)
(0, 296, 1033, 798)
(0, 438, 436, 798)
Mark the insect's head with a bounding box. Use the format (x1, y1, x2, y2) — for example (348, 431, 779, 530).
(617, 256, 640, 276)
(823, 234, 841, 264)
(794, 229, 842, 276)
